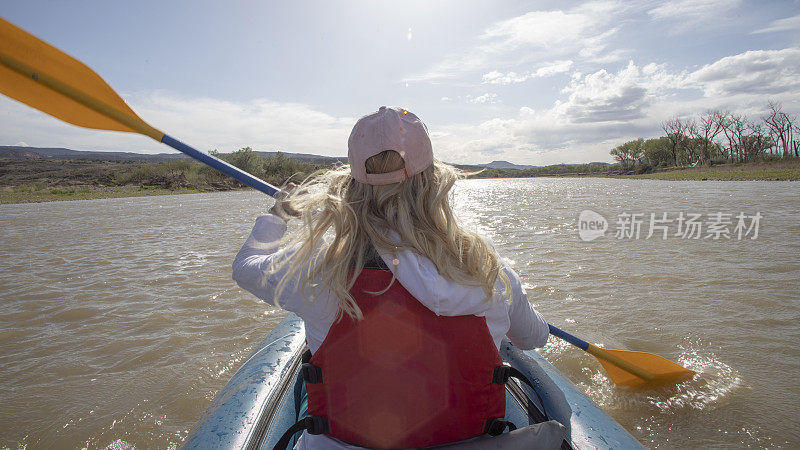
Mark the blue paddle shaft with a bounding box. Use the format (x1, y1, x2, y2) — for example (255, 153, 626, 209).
(160, 134, 281, 198)
(548, 323, 590, 351)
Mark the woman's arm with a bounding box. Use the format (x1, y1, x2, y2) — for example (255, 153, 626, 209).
(232, 213, 288, 301)
(503, 266, 550, 350)
(232, 214, 333, 318)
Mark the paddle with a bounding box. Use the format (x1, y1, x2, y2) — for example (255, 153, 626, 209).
(0, 16, 694, 389)
(548, 323, 694, 387)
(0, 16, 281, 198)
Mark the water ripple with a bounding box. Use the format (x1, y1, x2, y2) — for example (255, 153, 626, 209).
(1, 181, 798, 448)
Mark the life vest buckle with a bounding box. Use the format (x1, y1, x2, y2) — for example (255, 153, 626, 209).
(484, 418, 515, 436)
(304, 415, 330, 435)
(302, 363, 323, 384)
(492, 364, 512, 384)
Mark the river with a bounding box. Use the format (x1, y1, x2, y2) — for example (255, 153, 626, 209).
(1, 178, 798, 448)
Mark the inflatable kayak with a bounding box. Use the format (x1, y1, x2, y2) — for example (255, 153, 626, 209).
(184, 313, 643, 449)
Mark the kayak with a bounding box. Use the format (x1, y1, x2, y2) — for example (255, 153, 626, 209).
(183, 313, 643, 449)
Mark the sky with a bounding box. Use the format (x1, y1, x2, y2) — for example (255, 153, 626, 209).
(1, 0, 800, 165)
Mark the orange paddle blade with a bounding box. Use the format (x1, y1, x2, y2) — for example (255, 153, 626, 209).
(0, 16, 159, 139)
(595, 348, 695, 388)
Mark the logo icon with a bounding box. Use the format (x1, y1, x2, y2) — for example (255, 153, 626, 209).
(578, 210, 607, 241)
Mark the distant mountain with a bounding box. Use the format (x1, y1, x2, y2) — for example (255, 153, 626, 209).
(1, 146, 602, 169)
(481, 160, 537, 170)
(0, 147, 46, 159)
(0, 146, 184, 161)
(0, 146, 347, 165)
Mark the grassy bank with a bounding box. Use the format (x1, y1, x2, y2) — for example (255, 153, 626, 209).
(462, 159, 800, 181)
(0, 184, 203, 204)
(2, 154, 797, 205)
(619, 159, 800, 181)
(0, 150, 320, 204)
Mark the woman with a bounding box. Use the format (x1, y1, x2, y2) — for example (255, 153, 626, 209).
(232, 106, 550, 449)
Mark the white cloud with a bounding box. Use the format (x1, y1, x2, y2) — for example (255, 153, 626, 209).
(405, 2, 621, 82)
(533, 60, 575, 77)
(686, 48, 800, 97)
(482, 60, 573, 85)
(479, 10, 601, 52)
(648, 0, 743, 31)
(558, 60, 684, 123)
(482, 71, 527, 85)
(0, 93, 354, 156)
(467, 93, 499, 104)
(432, 108, 639, 165)
(576, 27, 623, 61)
(753, 13, 800, 34)
(432, 45, 800, 166)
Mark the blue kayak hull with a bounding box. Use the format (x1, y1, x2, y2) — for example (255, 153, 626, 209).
(184, 313, 642, 449)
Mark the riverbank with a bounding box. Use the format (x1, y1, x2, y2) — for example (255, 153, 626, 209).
(2, 157, 797, 204)
(0, 154, 315, 204)
(0, 184, 205, 204)
(463, 158, 800, 181)
(618, 159, 800, 181)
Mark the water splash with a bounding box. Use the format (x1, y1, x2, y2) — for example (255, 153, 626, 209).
(541, 333, 759, 447)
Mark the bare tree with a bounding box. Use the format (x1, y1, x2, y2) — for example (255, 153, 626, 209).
(691, 110, 724, 165)
(684, 119, 700, 164)
(714, 112, 731, 161)
(763, 101, 798, 158)
(746, 120, 770, 160)
(794, 122, 800, 157)
(764, 101, 788, 157)
(720, 112, 749, 163)
(661, 117, 689, 166)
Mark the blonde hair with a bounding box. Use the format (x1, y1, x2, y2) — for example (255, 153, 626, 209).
(269, 150, 511, 319)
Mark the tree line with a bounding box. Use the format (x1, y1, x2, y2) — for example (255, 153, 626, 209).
(209, 147, 318, 185)
(610, 101, 799, 169)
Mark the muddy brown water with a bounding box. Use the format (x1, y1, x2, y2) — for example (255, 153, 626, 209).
(1, 178, 798, 448)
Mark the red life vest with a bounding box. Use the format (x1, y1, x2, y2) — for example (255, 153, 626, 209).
(304, 269, 506, 449)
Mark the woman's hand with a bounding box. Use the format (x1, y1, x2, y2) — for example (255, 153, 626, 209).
(269, 182, 301, 221)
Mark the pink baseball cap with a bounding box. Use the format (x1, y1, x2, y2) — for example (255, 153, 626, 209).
(348, 106, 434, 185)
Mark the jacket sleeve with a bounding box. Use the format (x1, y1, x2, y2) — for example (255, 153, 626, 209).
(231, 214, 336, 320)
(502, 265, 549, 350)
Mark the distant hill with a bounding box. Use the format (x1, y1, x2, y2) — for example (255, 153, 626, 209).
(0, 146, 347, 165)
(479, 161, 611, 170)
(1, 146, 602, 169)
(0, 146, 184, 161)
(481, 160, 537, 170)
(0, 147, 46, 159)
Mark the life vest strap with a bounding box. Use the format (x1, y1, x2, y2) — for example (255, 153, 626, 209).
(493, 364, 551, 422)
(485, 418, 517, 436)
(301, 362, 323, 384)
(272, 415, 330, 450)
(493, 364, 533, 388)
